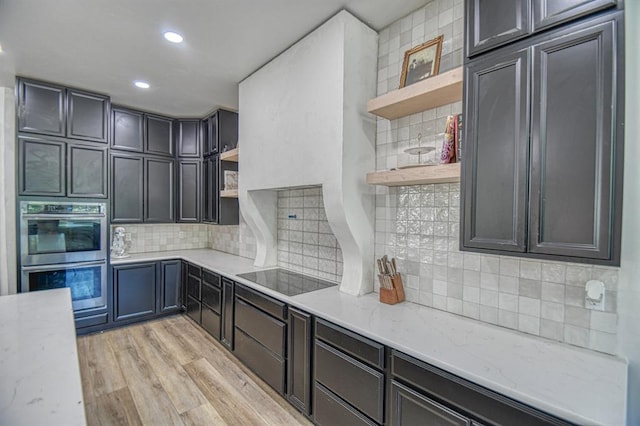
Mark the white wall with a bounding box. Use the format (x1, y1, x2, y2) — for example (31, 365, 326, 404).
(617, 2, 640, 423)
(0, 85, 17, 296)
(239, 10, 378, 295)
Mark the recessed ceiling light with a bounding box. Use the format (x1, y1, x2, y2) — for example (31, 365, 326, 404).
(134, 81, 150, 89)
(163, 31, 184, 43)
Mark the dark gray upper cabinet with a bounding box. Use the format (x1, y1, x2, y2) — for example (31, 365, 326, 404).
(529, 19, 619, 260)
(177, 160, 201, 223)
(111, 107, 144, 152)
(68, 143, 108, 198)
(533, 0, 617, 31)
(462, 48, 530, 253)
(177, 119, 200, 158)
(145, 114, 174, 157)
(19, 136, 66, 196)
(217, 110, 239, 154)
(201, 116, 215, 156)
(462, 12, 624, 264)
(466, 0, 531, 57)
(67, 89, 110, 143)
(203, 156, 219, 223)
(111, 153, 144, 223)
(113, 262, 157, 322)
(466, 0, 618, 57)
(145, 157, 175, 223)
(17, 79, 66, 137)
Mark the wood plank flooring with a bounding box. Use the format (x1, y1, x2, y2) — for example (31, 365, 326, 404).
(77, 315, 311, 426)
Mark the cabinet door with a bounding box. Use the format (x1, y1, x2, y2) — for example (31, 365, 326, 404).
(67, 89, 110, 143)
(68, 143, 108, 198)
(160, 260, 181, 312)
(533, 0, 617, 32)
(220, 278, 235, 350)
(288, 308, 312, 416)
(145, 157, 175, 223)
(113, 263, 157, 321)
(19, 136, 65, 196)
(466, 0, 531, 57)
(17, 79, 65, 136)
(177, 161, 201, 223)
(146, 114, 174, 156)
(111, 153, 144, 223)
(529, 18, 618, 260)
(111, 107, 144, 152)
(203, 156, 219, 223)
(219, 159, 239, 225)
(390, 381, 471, 426)
(462, 48, 530, 252)
(201, 116, 214, 156)
(177, 120, 201, 157)
(217, 110, 239, 153)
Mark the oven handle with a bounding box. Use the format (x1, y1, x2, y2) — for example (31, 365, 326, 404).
(21, 214, 106, 220)
(21, 260, 107, 272)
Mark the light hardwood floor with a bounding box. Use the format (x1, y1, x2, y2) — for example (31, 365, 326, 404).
(77, 315, 312, 426)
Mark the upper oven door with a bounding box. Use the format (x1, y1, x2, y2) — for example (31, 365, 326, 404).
(20, 203, 107, 266)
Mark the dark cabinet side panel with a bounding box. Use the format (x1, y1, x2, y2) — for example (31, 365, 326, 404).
(111, 153, 144, 223)
(68, 144, 108, 198)
(217, 110, 239, 152)
(111, 107, 144, 152)
(144, 157, 174, 223)
(533, 0, 617, 31)
(160, 260, 181, 312)
(314, 383, 377, 426)
(221, 278, 235, 350)
(19, 137, 66, 196)
(462, 48, 530, 252)
(288, 308, 312, 416)
(203, 156, 219, 223)
(113, 263, 157, 321)
(529, 19, 617, 260)
(466, 0, 531, 57)
(67, 89, 110, 143)
(18, 79, 66, 136)
(177, 161, 201, 223)
(145, 114, 174, 157)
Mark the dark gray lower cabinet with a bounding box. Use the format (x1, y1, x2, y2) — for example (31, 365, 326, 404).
(19, 136, 65, 196)
(111, 153, 144, 222)
(67, 89, 110, 143)
(201, 270, 221, 339)
(160, 260, 181, 312)
(220, 278, 235, 350)
(185, 263, 202, 324)
(288, 308, 312, 416)
(202, 156, 219, 223)
(68, 143, 107, 198)
(113, 262, 157, 322)
(390, 381, 470, 426)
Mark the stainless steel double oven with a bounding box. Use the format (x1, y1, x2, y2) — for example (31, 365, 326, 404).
(20, 201, 108, 311)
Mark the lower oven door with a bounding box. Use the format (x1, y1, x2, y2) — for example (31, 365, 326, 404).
(21, 260, 107, 311)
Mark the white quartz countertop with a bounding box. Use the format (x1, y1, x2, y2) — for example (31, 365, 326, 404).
(112, 249, 628, 425)
(0, 288, 86, 426)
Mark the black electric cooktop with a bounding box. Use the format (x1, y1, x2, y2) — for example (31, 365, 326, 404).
(236, 268, 337, 297)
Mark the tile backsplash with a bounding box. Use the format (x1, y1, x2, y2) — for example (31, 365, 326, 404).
(373, 0, 619, 354)
(277, 187, 343, 283)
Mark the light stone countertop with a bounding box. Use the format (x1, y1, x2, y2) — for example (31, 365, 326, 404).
(112, 249, 628, 426)
(0, 288, 86, 426)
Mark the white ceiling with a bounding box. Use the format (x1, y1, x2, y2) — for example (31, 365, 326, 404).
(0, 0, 426, 117)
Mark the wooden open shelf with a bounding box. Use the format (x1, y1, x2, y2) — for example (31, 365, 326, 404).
(366, 163, 461, 186)
(220, 189, 238, 198)
(220, 147, 239, 162)
(367, 67, 463, 120)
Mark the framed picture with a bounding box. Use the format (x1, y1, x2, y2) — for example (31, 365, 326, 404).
(399, 35, 444, 88)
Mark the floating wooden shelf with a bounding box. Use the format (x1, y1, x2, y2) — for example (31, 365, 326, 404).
(220, 148, 239, 162)
(367, 67, 463, 120)
(366, 163, 461, 186)
(220, 189, 238, 198)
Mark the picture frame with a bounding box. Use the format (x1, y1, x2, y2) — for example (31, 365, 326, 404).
(399, 35, 444, 88)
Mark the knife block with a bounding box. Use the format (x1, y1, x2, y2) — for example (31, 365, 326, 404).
(379, 274, 406, 305)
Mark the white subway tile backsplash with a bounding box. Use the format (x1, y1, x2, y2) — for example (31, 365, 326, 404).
(372, 0, 619, 355)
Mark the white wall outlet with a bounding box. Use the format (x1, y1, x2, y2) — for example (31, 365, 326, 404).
(125, 232, 132, 242)
(585, 280, 605, 311)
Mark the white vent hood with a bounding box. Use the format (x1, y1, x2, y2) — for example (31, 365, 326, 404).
(238, 11, 378, 295)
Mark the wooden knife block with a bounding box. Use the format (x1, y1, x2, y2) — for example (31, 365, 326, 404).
(379, 274, 406, 305)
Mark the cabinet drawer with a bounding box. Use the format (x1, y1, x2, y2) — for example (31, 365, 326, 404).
(315, 318, 384, 369)
(201, 306, 220, 340)
(390, 381, 470, 426)
(235, 329, 285, 394)
(235, 284, 286, 320)
(75, 313, 108, 329)
(202, 282, 221, 313)
(315, 340, 384, 423)
(391, 351, 570, 425)
(202, 269, 220, 288)
(187, 275, 201, 300)
(186, 296, 201, 324)
(187, 263, 201, 278)
(235, 298, 286, 357)
(314, 382, 377, 426)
